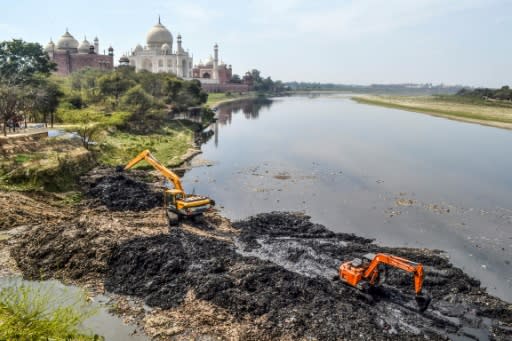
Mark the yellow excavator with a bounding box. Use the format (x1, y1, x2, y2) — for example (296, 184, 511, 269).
(123, 150, 215, 226)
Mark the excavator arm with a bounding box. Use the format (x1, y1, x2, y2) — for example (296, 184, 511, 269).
(124, 149, 185, 193)
(339, 252, 431, 311)
(364, 253, 424, 295)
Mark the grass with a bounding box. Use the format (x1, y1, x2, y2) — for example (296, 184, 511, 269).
(353, 95, 512, 129)
(206, 92, 256, 107)
(0, 139, 95, 192)
(0, 280, 102, 340)
(99, 120, 196, 167)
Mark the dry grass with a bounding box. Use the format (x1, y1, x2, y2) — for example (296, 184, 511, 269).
(353, 95, 512, 130)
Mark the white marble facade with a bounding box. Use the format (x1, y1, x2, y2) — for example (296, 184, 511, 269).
(127, 18, 193, 78)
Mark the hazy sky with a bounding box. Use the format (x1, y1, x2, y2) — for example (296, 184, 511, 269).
(1, 0, 511, 87)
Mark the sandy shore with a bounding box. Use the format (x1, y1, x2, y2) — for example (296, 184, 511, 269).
(353, 95, 512, 130)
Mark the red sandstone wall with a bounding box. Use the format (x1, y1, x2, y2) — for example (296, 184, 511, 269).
(201, 83, 250, 93)
(52, 53, 72, 76)
(217, 66, 232, 84)
(51, 52, 113, 75)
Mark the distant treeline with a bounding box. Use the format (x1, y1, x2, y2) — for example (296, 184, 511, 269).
(285, 82, 462, 95)
(456, 86, 512, 101)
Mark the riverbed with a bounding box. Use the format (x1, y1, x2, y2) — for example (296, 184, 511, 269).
(182, 95, 512, 302)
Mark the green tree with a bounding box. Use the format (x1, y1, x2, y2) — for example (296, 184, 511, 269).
(230, 74, 242, 84)
(0, 40, 57, 135)
(0, 39, 56, 85)
(58, 109, 129, 149)
(121, 85, 154, 114)
(98, 71, 135, 108)
(0, 85, 23, 136)
(36, 80, 63, 127)
(165, 78, 184, 103)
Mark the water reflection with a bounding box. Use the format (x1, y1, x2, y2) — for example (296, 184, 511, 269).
(216, 98, 273, 126)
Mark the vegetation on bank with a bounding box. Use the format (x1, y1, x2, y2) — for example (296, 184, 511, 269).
(353, 95, 512, 129)
(0, 39, 216, 191)
(455, 85, 512, 102)
(206, 92, 257, 107)
(0, 281, 101, 340)
(286, 81, 462, 95)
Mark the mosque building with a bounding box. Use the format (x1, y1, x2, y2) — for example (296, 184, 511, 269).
(44, 30, 113, 76)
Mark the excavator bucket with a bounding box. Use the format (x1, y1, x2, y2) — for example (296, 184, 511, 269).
(415, 294, 432, 312)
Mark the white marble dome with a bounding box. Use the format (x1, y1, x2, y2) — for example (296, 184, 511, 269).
(205, 55, 214, 66)
(146, 20, 173, 48)
(56, 30, 79, 50)
(78, 38, 91, 53)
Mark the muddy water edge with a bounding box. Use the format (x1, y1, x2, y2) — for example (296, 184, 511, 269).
(183, 95, 512, 302)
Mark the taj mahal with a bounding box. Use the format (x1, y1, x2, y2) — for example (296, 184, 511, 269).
(122, 17, 233, 85)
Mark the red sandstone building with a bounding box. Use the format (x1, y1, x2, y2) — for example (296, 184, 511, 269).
(44, 30, 113, 76)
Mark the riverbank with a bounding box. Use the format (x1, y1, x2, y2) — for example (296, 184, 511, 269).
(353, 95, 512, 130)
(3, 168, 511, 340)
(206, 92, 259, 109)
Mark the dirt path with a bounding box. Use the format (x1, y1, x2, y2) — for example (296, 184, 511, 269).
(5, 169, 512, 340)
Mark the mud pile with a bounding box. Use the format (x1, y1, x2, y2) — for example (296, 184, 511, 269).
(13, 217, 118, 281)
(106, 229, 379, 340)
(82, 168, 162, 211)
(105, 212, 512, 340)
(0, 191, 69, 230)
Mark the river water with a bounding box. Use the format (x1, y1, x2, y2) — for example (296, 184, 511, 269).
(181, 95, 512, 302)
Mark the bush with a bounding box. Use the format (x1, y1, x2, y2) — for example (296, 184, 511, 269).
(120, 85, 154, 114)
(68, 94, 84, 109)
(0, 280, 101, 340)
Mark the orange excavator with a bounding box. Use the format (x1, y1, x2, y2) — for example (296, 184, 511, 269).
(123, 150, 215, 227)
(339, 253, 431, 311)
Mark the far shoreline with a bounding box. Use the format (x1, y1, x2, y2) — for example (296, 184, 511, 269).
(352, 95, 512, 131)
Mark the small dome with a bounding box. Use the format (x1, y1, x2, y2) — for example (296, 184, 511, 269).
(44, 40, 55, 53)
(205, 55, 214, 66)
(108, 45, 113, 51)
(78, 38, 90, 53)
(119, 55, 129, 63)
(56, 30, 79, 50)
(146, 20, 173, 48)
(161, 43, 170, 50)
(134, 44, 143, 53)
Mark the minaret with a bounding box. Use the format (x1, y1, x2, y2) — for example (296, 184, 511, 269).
(177, 34, 182, 54)
(213, 43, 219, 80)
(94, 37, 99, 54)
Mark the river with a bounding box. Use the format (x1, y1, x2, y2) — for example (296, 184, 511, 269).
(181, 95, 512, 302)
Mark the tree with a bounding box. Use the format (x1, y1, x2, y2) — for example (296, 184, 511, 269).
(0, 40, 57, 134)
(36, 81, 63, 127)
(0, 85, 23, 136)
(230, 74, 241, 84)
(57, 109, 129, 149)
(0, 39, 56, 85)
(165, 78, 184, 103)
(98, 71, 135, 108)
(121, 85, 153, 114)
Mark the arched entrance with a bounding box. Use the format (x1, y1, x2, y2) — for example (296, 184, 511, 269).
(142, 59, 152, 71)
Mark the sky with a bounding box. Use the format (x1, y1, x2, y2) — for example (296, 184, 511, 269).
(1, 0, 511, 87)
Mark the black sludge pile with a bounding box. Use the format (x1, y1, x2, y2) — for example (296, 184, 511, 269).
(105, 229, 383, 340)
(83, 169, 162, 211)
(105, 212, 512, 340)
